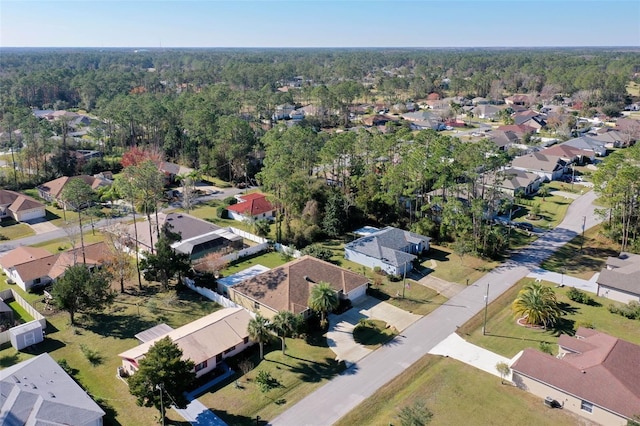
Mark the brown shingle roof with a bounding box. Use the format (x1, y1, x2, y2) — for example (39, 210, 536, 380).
(0, 189, 44, 213)
(0, 246, 51, 270)
(38, 175, 109, 199)
(512, 329, 640, 418)
(231, 256, 369, 314)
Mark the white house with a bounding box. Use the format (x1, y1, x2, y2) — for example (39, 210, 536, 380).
(345, 226, 431, 275)
(596, 252, 640, 303)
(118, 307, 254, 378)
(0, 190, 46, 222)
(0, 353, 105, 425)
(227, 193, 274, 222)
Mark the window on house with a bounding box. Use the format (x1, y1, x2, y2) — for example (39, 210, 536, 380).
(224, 346, 236, 355)
(195, 360, 208, 372)
(216, 353, 222, 362)
(244, 337, 249, 344)
(581, 400, 593, 413)
(254, 301, 260, 309)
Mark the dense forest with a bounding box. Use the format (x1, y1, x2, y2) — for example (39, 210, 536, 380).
(1, 48, 639, 253)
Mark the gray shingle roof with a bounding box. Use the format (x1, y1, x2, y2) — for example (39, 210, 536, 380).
(0, 353, 105, 425)
(345, 226, 430, 267)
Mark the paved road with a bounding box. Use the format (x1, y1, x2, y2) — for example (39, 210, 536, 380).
(270, 190, 601, 426)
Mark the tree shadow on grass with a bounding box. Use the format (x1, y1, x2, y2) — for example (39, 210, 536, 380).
(288, 357, 342, 383)
(549, 317, 576, 337)
(0, 352, 20, 368)
(80, 313, 157, 339)
(215, 410, 264, 426)
(558, 302, 579, 315)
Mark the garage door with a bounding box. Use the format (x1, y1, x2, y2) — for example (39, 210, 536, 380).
(348, 285, 367, 301)
(17, 208, 46, 222)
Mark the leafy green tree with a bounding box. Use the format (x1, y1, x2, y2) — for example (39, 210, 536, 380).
(140, 225, 191, 290)
(247, 314, 272, 360)
(322, 191, 347, 238)
(127, 337, 195, 423)
(52, 264, 115, 325)
(512, 283, 562, 328)
(270, 311, 303, 355)
(61, 178, 95, 263)
(308, 281, 339, 328)
(398, 400, 433, 426)
(495, 361, 511, 384)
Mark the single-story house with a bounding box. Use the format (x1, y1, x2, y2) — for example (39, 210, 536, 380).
(118, 307, 253, 378)
(483, 168, 542, 197)
(562, 136, 607, 157)
(0, 246, 51, 283)
(596, 252, 640, 303)
(497, 124, 537, 138)
(172, 228, 243, 260)
(486, 130, 519, 151)
(511, 328, 640, 426)
(216, 264, 270, 296)
(227, 193, 274, 222)
(0, 189, 46, 222)
(473, 104, 500, 120)
(37, 175, 111, 207)
(345, 226, 431, 276)
(590, 130, 626, 148)
(504, 94, 531, 106)
(511, 152, 567, 182)
(0, 242, 110, 292)
(0, 353, 105, 426)
(272, 104, 297, 121)
(539, 144, 595, 165)
(228, 256, 369, 319)
(121, 212, 234, 257)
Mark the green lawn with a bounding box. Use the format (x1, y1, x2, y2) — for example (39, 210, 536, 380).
(458, 278, 640, 358)
(31, 232, 106, 254)
(335, 355, 583, 426)
(541, 224, 618, 280)
(0, 219, 34, 240)
(8, 299, 34, 323)
(513, 193, 572, 230)
(422, 244, 499, 285)
(0, 278, 219, 426)
(219, 251, 290, 277)
(353, 319, 397, 349)
(179, 333, 345, 426)
(185, 201, 275, 238)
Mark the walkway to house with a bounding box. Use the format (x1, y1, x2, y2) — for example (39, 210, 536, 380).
(428, 333, 512, 381)
(327, 297, 421, 366)
(527, 267, 600, 294)
(172, 364, 234, 426)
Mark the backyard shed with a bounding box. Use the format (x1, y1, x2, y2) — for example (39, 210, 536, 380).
(9, 321, 43, 350)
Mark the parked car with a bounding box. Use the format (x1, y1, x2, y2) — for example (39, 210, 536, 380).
(515, 222, 534, 231)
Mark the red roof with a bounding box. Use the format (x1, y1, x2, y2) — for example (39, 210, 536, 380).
(227, 193, 274, 217)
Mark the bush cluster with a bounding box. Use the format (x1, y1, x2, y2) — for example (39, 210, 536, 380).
(566, 287, 595, 305)
(608, 301, 640, 320)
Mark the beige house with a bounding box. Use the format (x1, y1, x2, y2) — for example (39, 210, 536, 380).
(0, 189, 46, 222)
(37, 175, 111, 208)
(118, 307, 253, 378)
(596, 252, 640, 303)
(228, 256, 369, 319)
(511, 328, 640, 425)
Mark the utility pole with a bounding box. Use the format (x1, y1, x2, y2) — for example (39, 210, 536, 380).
(156, 384, 165, 426)
(402, 262, 408, 299)
(580, 215, 586, 252)
(482, 283, 490, 335)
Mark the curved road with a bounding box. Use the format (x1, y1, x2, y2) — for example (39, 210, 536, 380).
(270, 190, 602, 426)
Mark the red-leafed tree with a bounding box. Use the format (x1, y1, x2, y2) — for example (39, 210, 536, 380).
(121, 146, 163, 168)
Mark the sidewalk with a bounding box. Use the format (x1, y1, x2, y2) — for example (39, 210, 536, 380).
(527, 267, 600, 294)
(428, 333, 511, 380)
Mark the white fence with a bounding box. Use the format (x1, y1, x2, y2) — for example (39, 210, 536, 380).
(217, 242, 269, 265)
(228, 227, 267, 244)
(274, 243, 301, 258)
(183, 278, 240, 309)
(0, 289, 46, 347)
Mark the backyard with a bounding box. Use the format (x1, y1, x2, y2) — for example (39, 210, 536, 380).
(335, 355, 585, 426)
(457, 278, 640, 358)
(0, 277, 220, 426)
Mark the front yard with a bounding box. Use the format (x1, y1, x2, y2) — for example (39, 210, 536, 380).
(457, 277, 640, 358)
(335, 355, 583, 426)
(0, 219, 34, 240)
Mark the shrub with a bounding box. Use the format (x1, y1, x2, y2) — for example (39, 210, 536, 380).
(301, 244, 333, 262)
(539, 341, 554, 355)
(608, 301, 640, 320)
(80, 344, 103, 366)
(216, 206, 227, 219)
(223, 196, 237, 206)
(255, 370, 282, 393)
(576, 320, 595, 329)
(388, 273, 402, 282)
(57, 359, 74, 375)
(566, 287, 595, 305)
(373, 266, 385, 276)
(0, 233, 7, 241)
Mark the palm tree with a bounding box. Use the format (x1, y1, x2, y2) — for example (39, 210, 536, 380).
(512, 282, 561, 328)
(271, 311, 302, 355)
(247, 314, 271, 360)
(308, 281, 339, 328)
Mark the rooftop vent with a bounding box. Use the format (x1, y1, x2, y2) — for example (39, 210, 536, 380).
(48, 392, 55, 398)
(12, 376, 20, 384)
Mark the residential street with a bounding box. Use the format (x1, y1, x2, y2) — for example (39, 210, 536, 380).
(270, 190, 602, 426)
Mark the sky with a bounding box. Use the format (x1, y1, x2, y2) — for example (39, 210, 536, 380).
(1, 0, 639, 48)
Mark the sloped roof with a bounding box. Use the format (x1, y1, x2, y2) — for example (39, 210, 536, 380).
(484, 168, 540, 191)
(11, 242, 110, 283)
(119, 307, 252, 364)
(597, 252, 640, 295)
(345, 226, 430, 267)
(0, 353, 105, 425)
(38, 175, 110, 198)
(497, 124, 537, 135)
(540, 144, 592, 160)
(511, 152, 564, 173)
(0, 190, 45, 214)
(231, 256, 369, 315)
(123, 212, 222, 250)
(0, 246, 51, 270)
(227, 193, 274, 217)
(512, 329, 640, 419)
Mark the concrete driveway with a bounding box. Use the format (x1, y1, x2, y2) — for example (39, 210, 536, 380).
(327, 297, 421, 366)
(25, 218, 59, 234)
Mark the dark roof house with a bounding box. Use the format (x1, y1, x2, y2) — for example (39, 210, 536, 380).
(596, 252, 640, 303)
